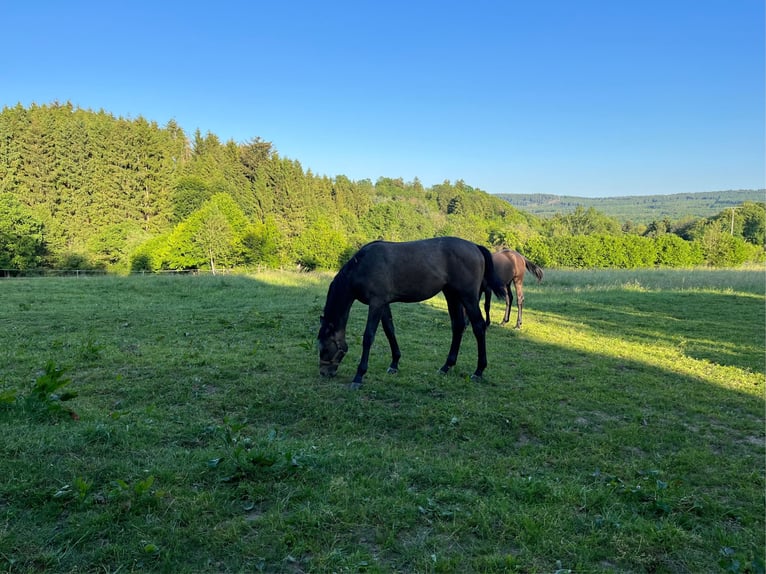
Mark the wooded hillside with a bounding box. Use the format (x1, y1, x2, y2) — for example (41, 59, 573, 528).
(497, 190, 765, 223)
(1, 102, 763, 272)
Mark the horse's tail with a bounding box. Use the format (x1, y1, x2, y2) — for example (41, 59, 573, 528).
(524, 257, 544, 283)
(478, 245, 506, 299)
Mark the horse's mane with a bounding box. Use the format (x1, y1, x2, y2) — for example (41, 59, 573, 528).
(321, 250, 368, 330)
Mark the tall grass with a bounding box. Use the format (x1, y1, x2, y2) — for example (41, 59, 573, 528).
(546, 266, 765, 294)
(0, 268, 763, 573)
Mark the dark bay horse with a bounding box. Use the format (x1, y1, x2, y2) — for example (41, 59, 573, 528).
(484, 249, 544, 329)
(318, 237, 505, 388)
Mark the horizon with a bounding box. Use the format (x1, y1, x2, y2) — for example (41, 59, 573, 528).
(491, 188, 766, 199)
(2, 1, 764, 198)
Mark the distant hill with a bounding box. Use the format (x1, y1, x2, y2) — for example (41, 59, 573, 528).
(495, 189, 765, 224)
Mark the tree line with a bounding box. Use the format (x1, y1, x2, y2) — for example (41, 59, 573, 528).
(0, 102, 763, 273)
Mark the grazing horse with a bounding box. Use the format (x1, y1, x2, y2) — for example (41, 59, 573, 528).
(318, 237, 505, 388)
(484, 249, 544, 329)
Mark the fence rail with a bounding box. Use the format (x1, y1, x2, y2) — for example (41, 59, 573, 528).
(0, 268, 206, 278)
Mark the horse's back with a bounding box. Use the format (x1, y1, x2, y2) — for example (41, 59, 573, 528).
(358, 237, 482, 268)
(349, 237, 486, 303)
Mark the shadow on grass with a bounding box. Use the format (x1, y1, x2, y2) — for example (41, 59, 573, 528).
(531, 288, 764, 373)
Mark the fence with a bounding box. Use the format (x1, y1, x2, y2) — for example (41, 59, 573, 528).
(0, 269, 205, 279)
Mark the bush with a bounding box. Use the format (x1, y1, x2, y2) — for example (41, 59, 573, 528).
(520, 237, 553, 267)
(525, 234, 703, 268)
(698, 225, 762, 266)
(292, 215, 350, 270)
(654, 234, 702, 267)
(55, 252, 104, 271)
(130, 253, 154, 273)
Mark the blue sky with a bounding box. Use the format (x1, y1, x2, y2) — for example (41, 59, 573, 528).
(2, 1, 763, 197)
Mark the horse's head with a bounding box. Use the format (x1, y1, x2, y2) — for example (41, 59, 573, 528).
(317, 317, 348, 377)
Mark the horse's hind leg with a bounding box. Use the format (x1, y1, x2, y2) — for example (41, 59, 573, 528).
(439, 291, 468, 375)
(500, 283, 512, 325)
(465, 295, 489, 379)
(514, 280, 524, 329)
(483, 287, 492, 327)
(443, 290, 488, 379)
(380, 304, 401, 374)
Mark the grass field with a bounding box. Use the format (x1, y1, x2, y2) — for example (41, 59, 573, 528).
(0, 267, 763, 573)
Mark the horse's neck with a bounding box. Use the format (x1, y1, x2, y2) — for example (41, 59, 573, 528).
(325, 273, 354, 329)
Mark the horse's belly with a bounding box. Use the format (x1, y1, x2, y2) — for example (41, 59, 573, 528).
(391, 286, 442, 303)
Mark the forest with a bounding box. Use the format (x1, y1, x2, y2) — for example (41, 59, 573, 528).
(0, 102, 764, 274)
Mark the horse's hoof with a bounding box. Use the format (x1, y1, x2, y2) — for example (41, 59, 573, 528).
(387, 367, 398, 375)
(348, 381, 363, 390)
(470, 373, 483, 382)
(438, 366, 450, 375)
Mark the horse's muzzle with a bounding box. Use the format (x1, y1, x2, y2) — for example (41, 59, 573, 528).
(319, 363, 338, 378)
(319, 349, 346, 377)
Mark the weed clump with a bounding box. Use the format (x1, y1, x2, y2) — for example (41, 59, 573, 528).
(0, 361, 79, 421)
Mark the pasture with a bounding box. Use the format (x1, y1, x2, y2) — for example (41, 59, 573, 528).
(0, 268, 763, 573)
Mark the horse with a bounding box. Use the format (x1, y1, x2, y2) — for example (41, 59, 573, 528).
(483, 249, 543, 329)
(318, 237, 505, 389)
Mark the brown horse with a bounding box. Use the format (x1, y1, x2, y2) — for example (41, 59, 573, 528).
(318, 237, 505, 388)
(484, 249, 543, 329)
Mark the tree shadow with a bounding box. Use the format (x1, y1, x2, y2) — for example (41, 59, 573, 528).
(527, 288, 764, 373)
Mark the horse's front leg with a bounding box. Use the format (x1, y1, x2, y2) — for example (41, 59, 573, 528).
(351, 304, 383, 389)
(380, 304, 401, 374)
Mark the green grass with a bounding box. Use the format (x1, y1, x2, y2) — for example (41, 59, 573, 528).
(0, 268, 763, 573)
